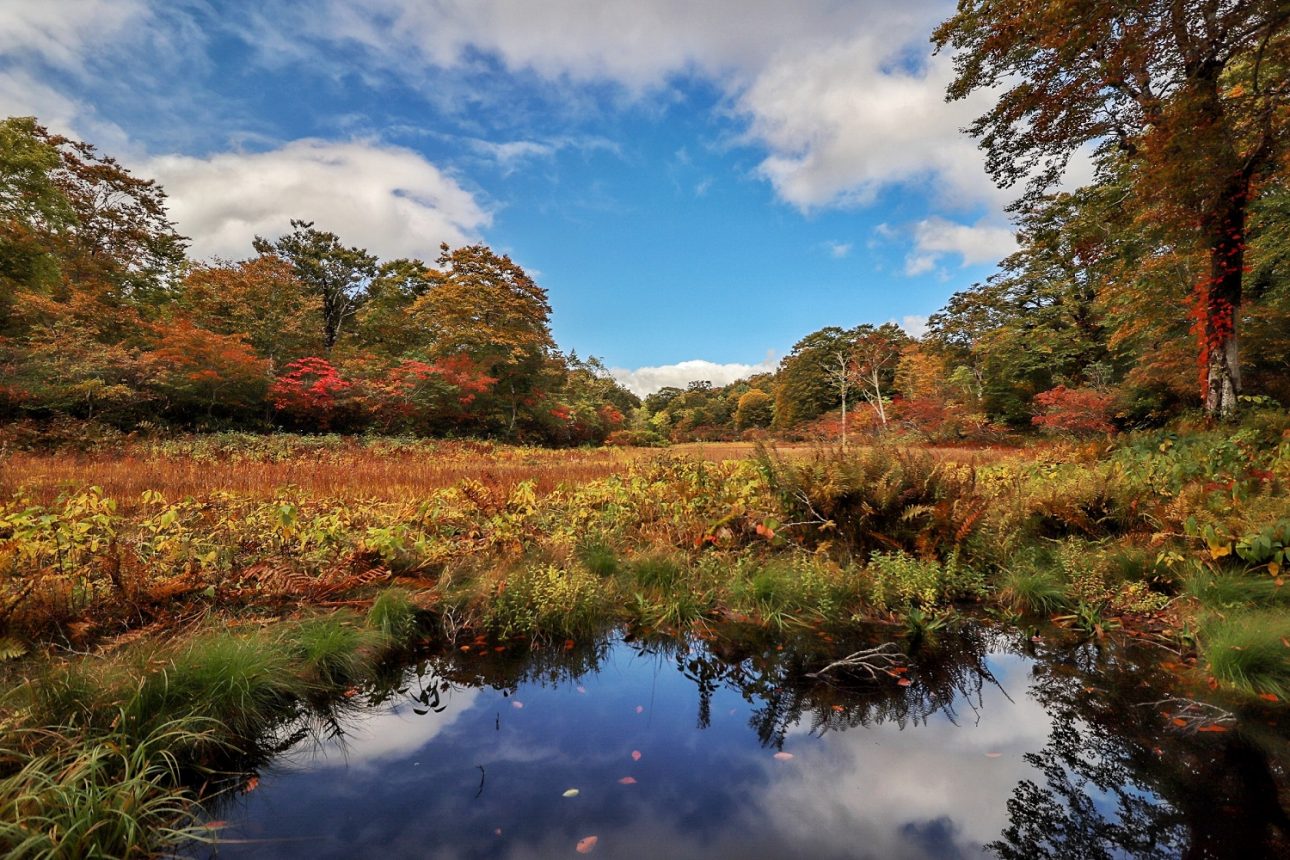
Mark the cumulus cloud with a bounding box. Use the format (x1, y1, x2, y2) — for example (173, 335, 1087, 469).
(146, 139, 491, 262)
(906, 216, 1017, 274)
(610, 357, 777, 397)
(245, 0, 1007, 213)
(824, 241, 853, 259)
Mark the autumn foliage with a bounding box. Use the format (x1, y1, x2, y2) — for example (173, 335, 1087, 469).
(1031, 386, 1115, 436)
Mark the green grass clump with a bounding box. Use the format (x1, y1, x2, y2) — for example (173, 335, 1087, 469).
(1185, 570, 1290, 610)
(126, 632, 302, 739)
(366, 588, 419, 642)
(1202, 610, 1290, 698)
(577, 541, 620, 577)
(292, 614, 374, 685)
(997, 567, 1069, 615)
(628, 555, 685, 590)
(0, 720, 217, 859)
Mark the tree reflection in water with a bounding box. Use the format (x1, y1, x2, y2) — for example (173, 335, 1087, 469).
(992, 638, 1289, 859)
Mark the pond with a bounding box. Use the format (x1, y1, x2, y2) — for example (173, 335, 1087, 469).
(198, 626, 1289, 859)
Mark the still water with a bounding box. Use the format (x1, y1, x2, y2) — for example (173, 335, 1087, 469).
(201, 627, 1289, 859)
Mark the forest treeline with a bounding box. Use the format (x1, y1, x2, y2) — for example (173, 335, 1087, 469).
(2, 91, 1288, 447)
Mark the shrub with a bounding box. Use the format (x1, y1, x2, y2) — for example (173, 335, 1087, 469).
(484, 564, 607, 639)
(866, 550, 983, 611)
(997, 566, 1069, 615)
(1031, 385, 1115, 436)
(604, 429, 667, 448)
(757, 445, 984, 558)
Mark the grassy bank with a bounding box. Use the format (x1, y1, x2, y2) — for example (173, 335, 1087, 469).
(2, 425, 1289, 854)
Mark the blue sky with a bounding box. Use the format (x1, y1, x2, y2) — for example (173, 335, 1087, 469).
(1, 0, 1025, 393)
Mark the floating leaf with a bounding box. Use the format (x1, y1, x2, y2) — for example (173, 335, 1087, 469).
(635, 705, 644, 714)
(985, 752, 1002, 758)
(562, 788, 580, 798)
(576, 685, 587, 694)
(631, 750, 642, 761)
(831, 705, 845, 713)
(772, 752, 794, 761)
(511, 701, 524, 709)
(618, 776, 637, 785)
(1258, 693, 1279, 702)
(1196, 724, 1229, 733)
(897, 678, 912, 687)
(576, 835, 599, 854)
(244, 776, 260, 793)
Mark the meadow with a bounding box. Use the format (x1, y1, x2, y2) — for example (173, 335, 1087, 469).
(1, 425, 1288, 856)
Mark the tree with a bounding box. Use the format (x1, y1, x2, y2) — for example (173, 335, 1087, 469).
(149, 318, 269, 419)
(849, 324, 908, 427)
(353, 257, 436, 356)
(180, 256, 324, 367)
(821, 350, 855, 445)
(935, 1, 1290, 417)
(253, 220, 377, 351)
(734, 389, 774, 430)
(269, 357, 353, 430)
(0, 117, 75, 314)
(412, 243, 556, 434)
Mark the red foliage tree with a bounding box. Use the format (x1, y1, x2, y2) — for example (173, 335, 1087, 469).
(270, 357, 353, 429)
(1031, 386, 1115, 436)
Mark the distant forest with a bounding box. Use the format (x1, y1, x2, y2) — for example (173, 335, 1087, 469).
(2, 105, 1288, 446)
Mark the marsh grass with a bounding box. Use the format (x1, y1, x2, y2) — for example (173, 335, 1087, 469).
(997, 566, 1069, 616)
(0, 720, 218, 859)
(1203, 611, 1290, 697)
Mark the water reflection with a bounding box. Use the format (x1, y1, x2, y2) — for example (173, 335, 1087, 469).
(199, 627, 1288, 859)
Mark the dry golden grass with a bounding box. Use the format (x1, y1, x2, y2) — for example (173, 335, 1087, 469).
(0, 438, 1023, 509)
(0, 447, 643, 508)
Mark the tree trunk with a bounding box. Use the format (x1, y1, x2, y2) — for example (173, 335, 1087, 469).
(1201, 177, 1249, 420)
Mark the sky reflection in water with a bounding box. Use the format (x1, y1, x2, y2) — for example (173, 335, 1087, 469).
(201, 630, 1286, 859)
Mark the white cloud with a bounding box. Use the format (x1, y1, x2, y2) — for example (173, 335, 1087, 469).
(610, 357, 776, 397)
(146, 139, 491, 262)
(0, 1, 146, 69)
(824, 241, 853, 259)
(899, 314, 930, 338)
(249, 0, 1010, 213)
(906, 216, 1017, 274)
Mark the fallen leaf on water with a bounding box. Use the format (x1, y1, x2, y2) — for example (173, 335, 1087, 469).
(203, 820, 227, 830)
(342, 687, 358, 699)
(618, 776, 637, 784)
(773, 752, 794, 761)
(564, 639, 576, 651)
(494, 646, 506, 652)
(631, 750, 642, 761)
(897, 678, 912, 687)
(576, 686, 587, 694)
(459, 645, 472, 652)
(562, 788, 580, 798)
(576, 835, 599, 854)
(244, 776, 259, 793)
(1197, 724, 1229, 733)
(511, 701, 524, 709)
(635, 705, 644, 714)
(832, 705, 845, 712)
(1259, 693, 1279, 702)
(1172, 717, 1188, 727)
(494, 828, 502, 836)
(985, 752, 1002, 758)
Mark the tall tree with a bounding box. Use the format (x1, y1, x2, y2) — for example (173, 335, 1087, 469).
(252, 220, 377, 351)
(179, 256, 324, 367)
(935, 1, 1290, 417)
(412, 243, 555, 434)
